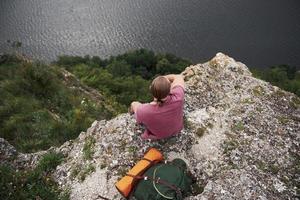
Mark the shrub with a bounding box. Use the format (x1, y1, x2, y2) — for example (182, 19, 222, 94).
(250, 65, 300, 97)
(0, 56, 113, 152)
(83, 136, 96, 160)
(1, 50, 192, 152)
(0, 152, 66, 200)
(56, 49, 190, 111)
(37, 152, 64, 173)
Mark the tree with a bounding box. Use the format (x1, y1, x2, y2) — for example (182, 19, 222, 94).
(156, 58, 172, 74)
(107, 60, 132, 77)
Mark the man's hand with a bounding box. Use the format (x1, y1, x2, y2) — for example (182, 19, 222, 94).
(164, 74, 185, 89)
(129, 101, 142, 114)
(164, 74, 176, 82)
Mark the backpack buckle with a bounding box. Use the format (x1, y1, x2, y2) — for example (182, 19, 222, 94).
(156, 177, 160, 183)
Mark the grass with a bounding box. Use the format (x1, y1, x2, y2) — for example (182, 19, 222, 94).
(79, 164, 96, 182)
(0, 152, 66, 200)
(37, 152, 64, 172)
(256, 107, 263, 112)
(277, 116, 289, 124)
(209, 59, 219, 68)
(241, 98, 254, 104)
(232, 121, 244, 132)
(0, 56, 114, 153)
(70, 164, 81, 180)
(274, 90, 286, 97)
(100, 163, 107, 169)
(191, 183, 204, 195)
(269, 163, 280, 174)
(70, 163, 97, 182)
(223, 139, 239, 155)
(83, 136, 96, 160)
(183, 116, 193, 130)
(207, 122, 214, 129)
(252, 85, 265, 96)
(59, 189, 70, 200)
(128, 146, 137, 153)
(256, 161, 280, 175)
(290, 96, 300, 109)
(117, 166, 129, 177)
(195, 127, 206, 138)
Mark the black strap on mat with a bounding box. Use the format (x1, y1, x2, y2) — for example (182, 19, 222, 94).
(95, 194, 110, 200)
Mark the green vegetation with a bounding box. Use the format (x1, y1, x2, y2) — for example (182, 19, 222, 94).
(252, 85, 265, 96)
(0, 50, 191, 199)
(290, 96, 300, 109)
(223, 139, 239, 155)
(70, 165, 80, 180)
(0, 152, 68, 200)
(250, 65, 300, 96)
(2, 50, 298, 156)
(79, 164, 96, 182)
(256, 160, 281, 175)
(37, 152, 64, 172)
(70, 163, 96, 182)
(195, 127, 206, 137)
(100, 163, 107, 169)
(83, 136, 96, 160)
(241, 98, 254, 104)
(55, 49, 191, 109)
(277, 116, 289, 124)
(3, 48, 299, 199)
(232, 121, 244, 132)
(191, 183, 204, 195)
(117, 166, 129, 177)
(0, 55, 115, 152)
(128, 146, 137, 153)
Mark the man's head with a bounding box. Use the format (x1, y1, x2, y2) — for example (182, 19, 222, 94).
(150, 76, 171, 102)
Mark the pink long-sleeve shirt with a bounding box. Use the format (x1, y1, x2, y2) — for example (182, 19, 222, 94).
(135, 85, 184, 140)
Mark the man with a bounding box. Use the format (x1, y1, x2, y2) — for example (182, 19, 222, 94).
(130, 74, 185, 140)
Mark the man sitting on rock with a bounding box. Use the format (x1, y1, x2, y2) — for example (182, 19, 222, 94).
(130, 74, 185, 140)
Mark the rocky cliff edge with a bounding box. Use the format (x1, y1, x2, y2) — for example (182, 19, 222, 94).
(1, 53, 299, 199)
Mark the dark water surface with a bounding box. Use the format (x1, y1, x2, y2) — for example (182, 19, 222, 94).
(0, 0, 300, 68)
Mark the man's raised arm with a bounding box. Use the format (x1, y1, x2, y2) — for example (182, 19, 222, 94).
(164, 74, 185, 89)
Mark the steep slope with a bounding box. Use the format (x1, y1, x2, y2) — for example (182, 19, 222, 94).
(0, 55, 118, 152)
(1, 53, 299, 199)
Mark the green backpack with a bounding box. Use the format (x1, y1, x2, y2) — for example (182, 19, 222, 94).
(132, 159, 193, 200)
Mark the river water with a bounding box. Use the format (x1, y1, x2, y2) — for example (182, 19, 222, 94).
(0, 0, 299, 68)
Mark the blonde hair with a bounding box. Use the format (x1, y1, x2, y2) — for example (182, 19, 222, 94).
(150, 76, 171, 106)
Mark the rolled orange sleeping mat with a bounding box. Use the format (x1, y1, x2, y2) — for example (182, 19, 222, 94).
(115, 148, 163, 197)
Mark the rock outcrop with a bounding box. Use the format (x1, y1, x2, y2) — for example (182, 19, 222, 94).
(1, 53, 299, 199)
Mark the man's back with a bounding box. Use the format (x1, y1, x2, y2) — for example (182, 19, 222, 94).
(135, 85, 184, 139)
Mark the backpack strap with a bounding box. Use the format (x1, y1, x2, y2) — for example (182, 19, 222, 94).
(124, 159, 162, 198)
(152, 165, 183, 199)
(126, 166, 183, 200)
(152, 177, 182, 199)
(142, 157, 156, 164)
